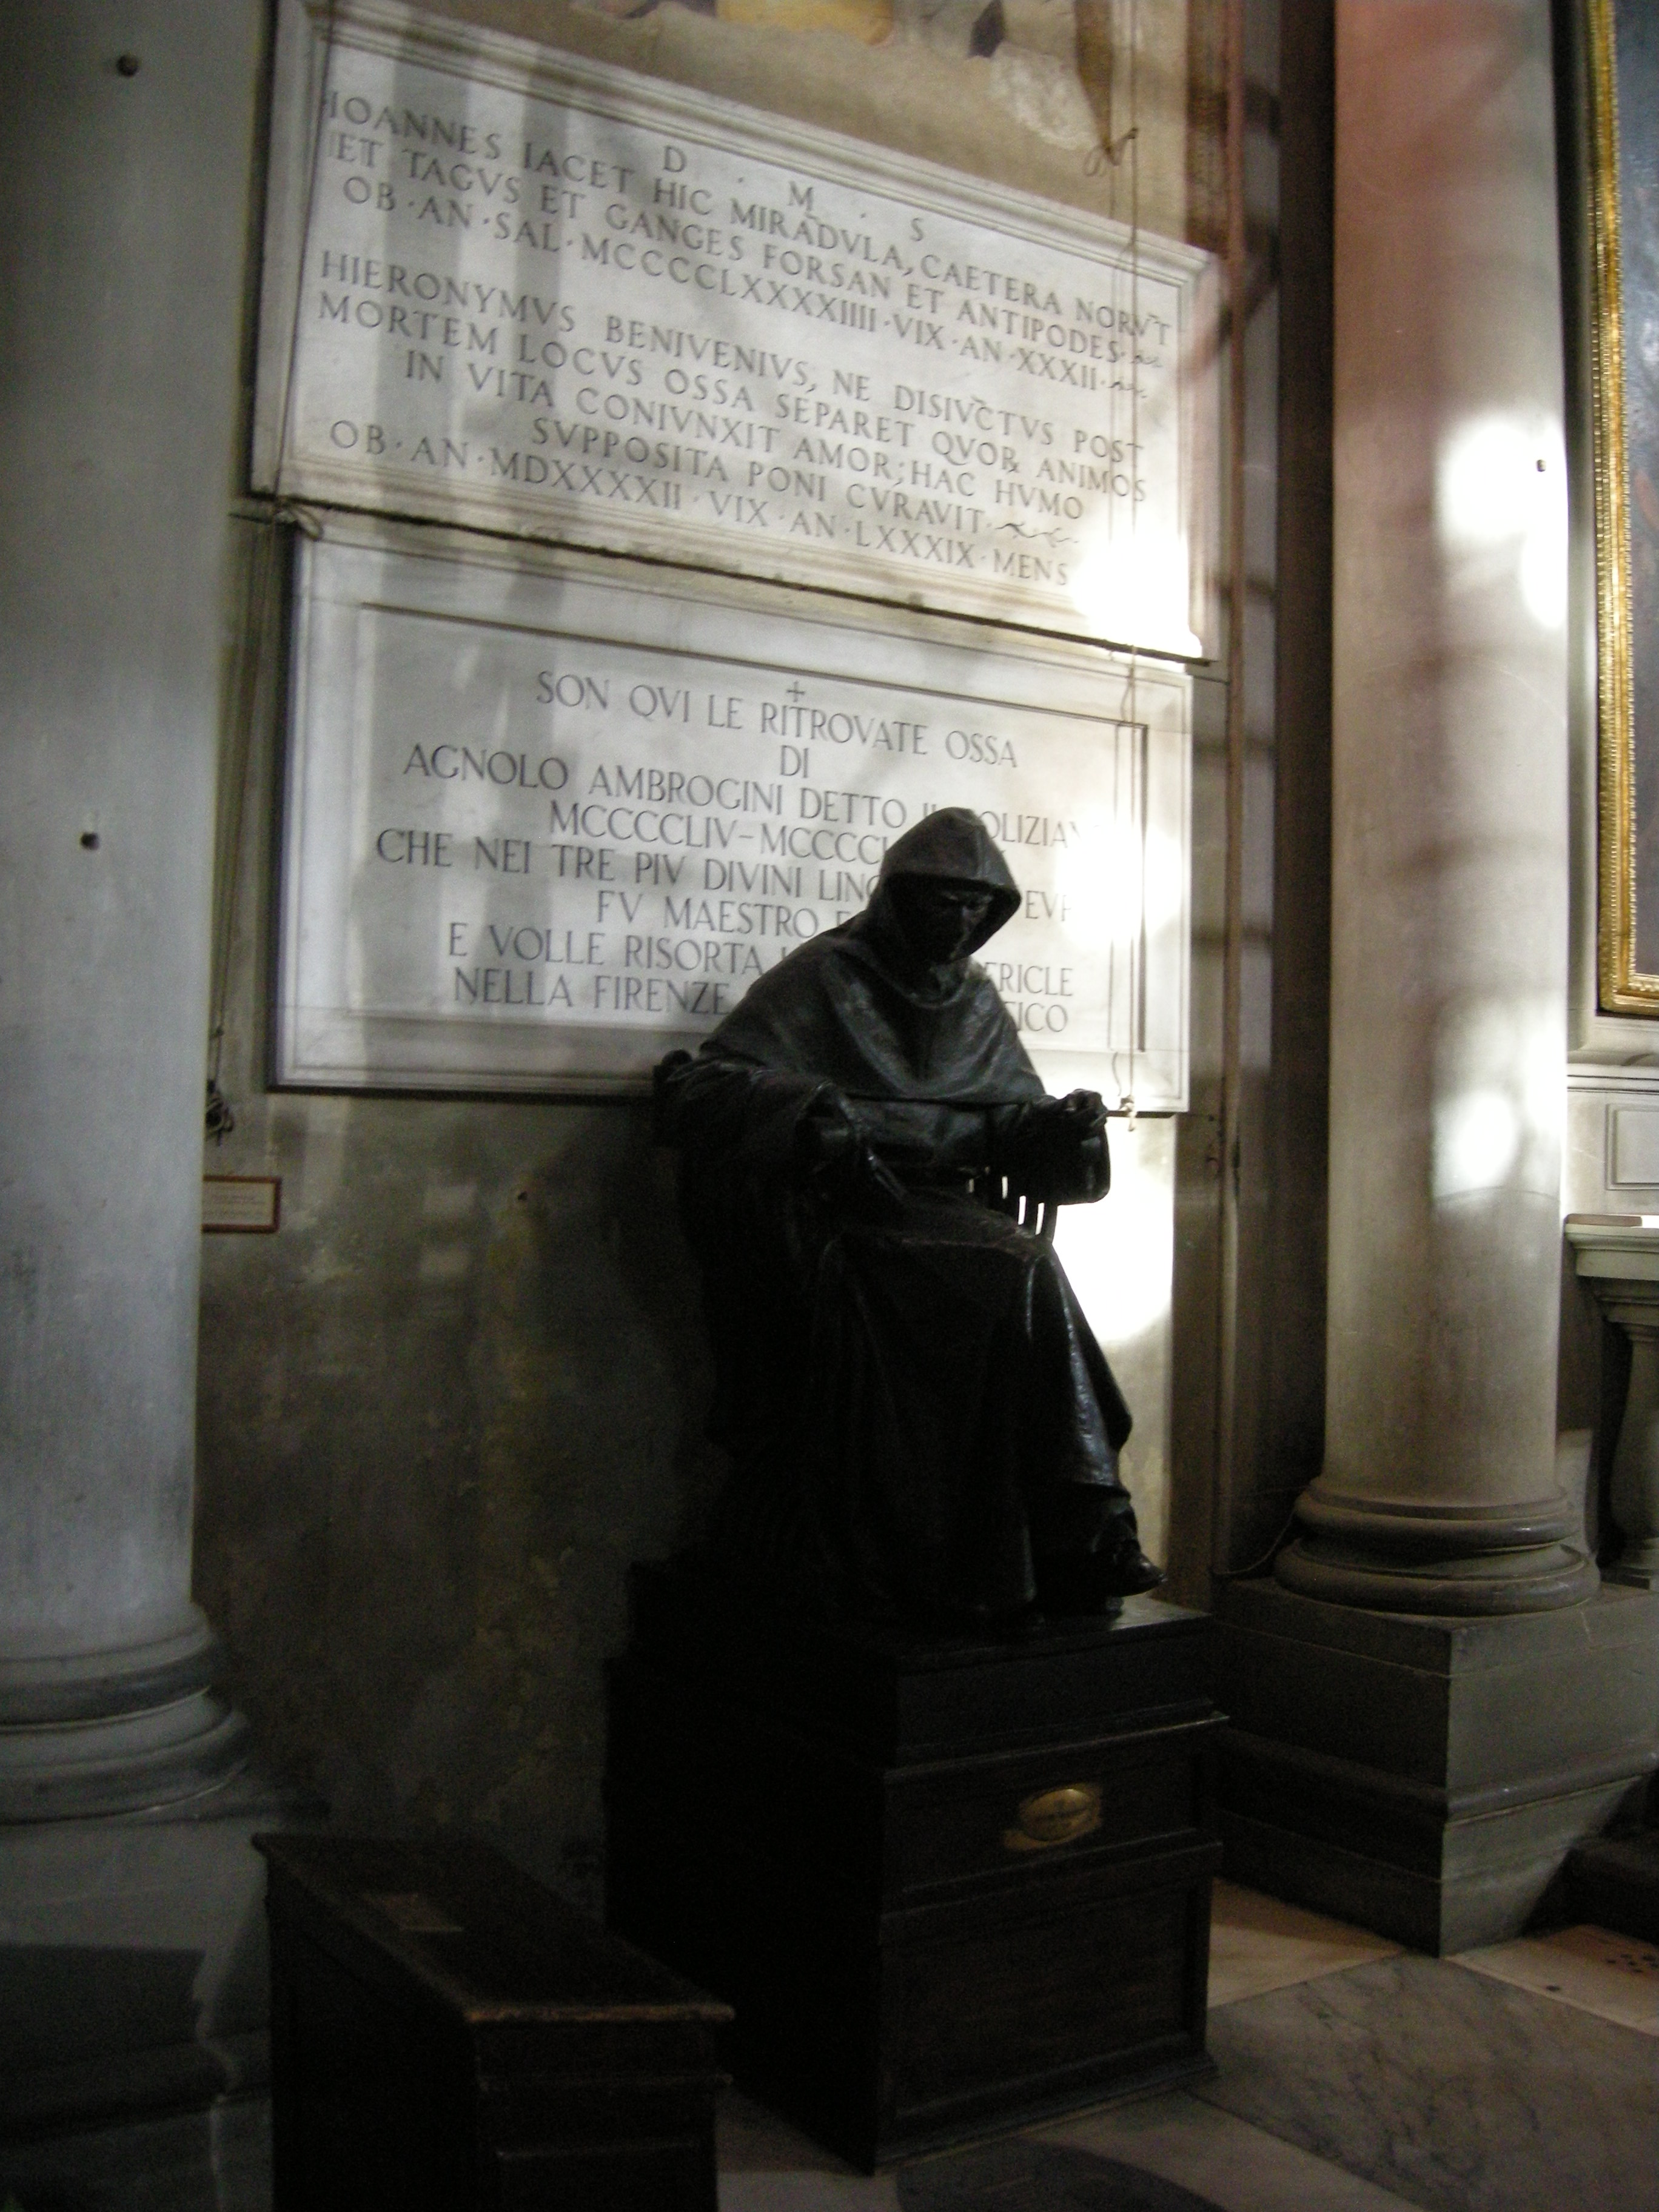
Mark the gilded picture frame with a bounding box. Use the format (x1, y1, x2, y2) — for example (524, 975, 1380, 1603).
(1590, 0, 1659, 1011)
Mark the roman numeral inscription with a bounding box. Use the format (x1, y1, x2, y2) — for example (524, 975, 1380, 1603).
(256, 1, 1210, 655)
(275, 533, 1191, 1101)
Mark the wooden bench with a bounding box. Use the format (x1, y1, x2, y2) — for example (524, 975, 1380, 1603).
(255, 1832, 730, 2211)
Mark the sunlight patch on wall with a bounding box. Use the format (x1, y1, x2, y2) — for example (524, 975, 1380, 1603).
(1436, 411, 1567, 632)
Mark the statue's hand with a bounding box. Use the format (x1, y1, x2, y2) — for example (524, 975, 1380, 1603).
(1052, 1090, 1110, 1151)
(796, 1091, 908, 1222)
(996, 1090, 1111, 1204)
(839, 1144, 908, 1223)
(795, 1088, 859, 1173)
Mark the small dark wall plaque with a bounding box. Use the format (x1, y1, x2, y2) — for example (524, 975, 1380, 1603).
(202, 1175, 280, 1233)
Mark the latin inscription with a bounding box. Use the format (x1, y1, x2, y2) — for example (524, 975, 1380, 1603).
(260, 4, 1208, 654)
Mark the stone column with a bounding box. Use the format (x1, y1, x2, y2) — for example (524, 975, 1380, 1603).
(0, 9, 302, 2150)
(1273, 0, 1595, 1615)
(1216, 0, 1659, 1957)
(0, 5, 261, 1824)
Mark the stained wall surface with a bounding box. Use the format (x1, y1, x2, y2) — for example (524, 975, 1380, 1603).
(429, 0, 1210, 238)
(193, 0, 1227, 1899)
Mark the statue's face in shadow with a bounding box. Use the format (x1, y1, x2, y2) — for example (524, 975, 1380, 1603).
(886, 876, 999, 967)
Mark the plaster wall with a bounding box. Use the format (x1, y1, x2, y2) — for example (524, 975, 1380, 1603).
(424, 0, 1201, 238)
(196, 537, 1178, 1888)
(195, 528, 1179, 1895)
(191, 0, 1210, 1894)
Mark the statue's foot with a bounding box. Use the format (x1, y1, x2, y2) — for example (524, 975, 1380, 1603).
(1091, 1541, 1166, 1598)
(1039, 1533, 1165, 1614)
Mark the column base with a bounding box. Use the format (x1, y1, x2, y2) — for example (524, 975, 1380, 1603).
(0, 1763, 324, 2140)
(1275, 1539, 1600, 1614)
(0, 1612, 249, 1822)
(1275, 1484, 1600, 1614)
(1214, 1580, 1659, 1952)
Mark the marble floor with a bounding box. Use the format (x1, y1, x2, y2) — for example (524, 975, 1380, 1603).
(1, 1882, 1653, 2211)
(718, 1882, 1658, 2212)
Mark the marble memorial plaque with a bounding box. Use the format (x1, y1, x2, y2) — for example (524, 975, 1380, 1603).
(257, 0, 1212, 656)
(275, 521, 1190, 1103)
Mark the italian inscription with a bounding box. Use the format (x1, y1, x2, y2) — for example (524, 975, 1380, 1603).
(278, 531, 1190, 1099)
(259, 0, 1209, 654)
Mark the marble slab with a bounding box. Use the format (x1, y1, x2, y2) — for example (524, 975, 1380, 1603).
(719, 2089, 900, 2209)
(714, 2086, 1424, 2212)
(256, 0, 1211, 654)
(1197, 1954, 1659, 2212)
(276, 518, 1190, 1098)
(896, 2137, 1228, 2209)
(1046, 2095, 1425, 2212)
(1206, 1880, 1401, 2009)
(1450, 1923, 1659, 2037)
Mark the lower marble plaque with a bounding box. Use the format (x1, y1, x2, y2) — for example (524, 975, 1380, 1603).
(275, 518, 1190, 1102)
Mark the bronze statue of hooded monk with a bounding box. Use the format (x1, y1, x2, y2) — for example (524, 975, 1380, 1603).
(655, 806, 1162, 1632)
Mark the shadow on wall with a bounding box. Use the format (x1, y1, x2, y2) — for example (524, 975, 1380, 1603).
(195, 1091, 724, 1912)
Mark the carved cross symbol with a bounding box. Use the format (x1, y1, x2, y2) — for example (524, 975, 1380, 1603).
(786, 682, 806, 703)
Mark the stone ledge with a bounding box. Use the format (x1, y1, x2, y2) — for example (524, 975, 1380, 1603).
(1218, 1575, 1659, 1672)
(1221, 1765, 1648, 1955)
(1216, 1580, 1659, 1792)
(0, 2026, 268, 2142)
(1222, 1726, 1658, 1825)
(0, 1763, 322, 2139)
(1213, 1581, 1659, 1948)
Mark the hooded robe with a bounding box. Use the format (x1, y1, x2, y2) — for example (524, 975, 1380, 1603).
(656, 808, 1136, 1622)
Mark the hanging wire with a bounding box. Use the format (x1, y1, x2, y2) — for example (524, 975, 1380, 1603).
(1212, 1499, 1299, 1581)
(1212, 0, 1252, 1581)
(1124, 0, 1141, 1121)
(273, 0, 341, 511)
(1105, 0, 1142, 1124)
(206, 506, 301, 1134)
(204, 518, 267, 1138)
(1077, 4, 1144, 1117)
(205, 2, 341, 1140)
